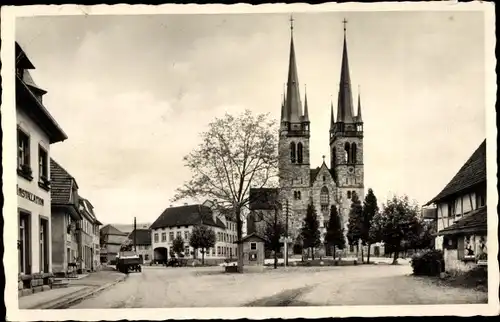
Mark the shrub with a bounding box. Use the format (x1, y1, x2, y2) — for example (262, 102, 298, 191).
(411, 249, 444, 276)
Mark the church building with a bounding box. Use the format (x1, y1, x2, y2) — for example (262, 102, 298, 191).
(249, 18, 365, 256)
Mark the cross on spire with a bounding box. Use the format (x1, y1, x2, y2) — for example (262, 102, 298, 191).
(322, 155, 326, 162)
(342, 18, 348, 33)
(290, 15, 294, 31)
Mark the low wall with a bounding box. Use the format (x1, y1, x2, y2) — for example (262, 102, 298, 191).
(444, 249, 477, 272)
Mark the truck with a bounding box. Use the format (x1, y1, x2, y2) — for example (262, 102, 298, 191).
(116, 251, 142, 274)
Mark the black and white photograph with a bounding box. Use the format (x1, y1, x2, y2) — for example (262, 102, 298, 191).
(1, 2, 497, 321)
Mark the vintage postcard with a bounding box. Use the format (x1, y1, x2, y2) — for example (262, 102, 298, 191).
(1, 2, 498, 321)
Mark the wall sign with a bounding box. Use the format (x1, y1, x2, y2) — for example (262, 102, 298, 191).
(17, 185, 44, 206)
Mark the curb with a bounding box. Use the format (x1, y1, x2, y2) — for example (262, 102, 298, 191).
(37, 274, 128, 309)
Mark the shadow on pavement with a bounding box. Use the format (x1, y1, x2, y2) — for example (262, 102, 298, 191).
(244, 285, 315, 307)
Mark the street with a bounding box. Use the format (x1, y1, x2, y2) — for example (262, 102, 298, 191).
(68, 263, 487, 308)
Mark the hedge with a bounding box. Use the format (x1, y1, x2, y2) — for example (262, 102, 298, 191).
(410, 249, 444, 276)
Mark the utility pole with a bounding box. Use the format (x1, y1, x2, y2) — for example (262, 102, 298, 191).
(273, 205, 278, 269)
(133, 217, 137, 252)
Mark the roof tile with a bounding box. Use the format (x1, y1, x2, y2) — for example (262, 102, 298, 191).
(150, 204, 225, 230)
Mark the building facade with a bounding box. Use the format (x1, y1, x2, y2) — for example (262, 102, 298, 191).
(249, 21, 365, 256)
(16, 42, 68, 276)
(425, 140, 487, 272)
(100, 224, 128, 263)
(126, 228, 153, 263)
(78, 198, 102, 272)
(50, 159, 81, 275)
(150, 201, 237, 263)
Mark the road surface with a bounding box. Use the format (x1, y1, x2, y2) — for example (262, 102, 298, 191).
(68, 263, 487, 308)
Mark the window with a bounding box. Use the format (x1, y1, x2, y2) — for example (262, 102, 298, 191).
(176, 231, 181, 238)
(38, 145, 48, 180)
(17, 129, 31, 173)
(332, 148, 336, 166)
(184, 231, 189, 241)
(161, 232, 166, 242)
(321, 205, 329, 212)
(351, 143, 357, 164)
(344, 142, 350, 163)
(320, 186, 329, 207)
(323, 175, 326, 182)
(185, 246, 190, 255)
(145, 254, 149, 260)
(212, 248, 215, 256)
(250, 242, 257, 250)
(347, 191, 352, 199)
(297, 142, 303, 164)
(290, 142, 296, 163)
(169, 232, 174, 241)
(324, 220, 329, 228)
(154, 233, 159, 243)
(476, 192, 486, 208)
(294, 191, 301, 200)
(217, 246, 221, 256)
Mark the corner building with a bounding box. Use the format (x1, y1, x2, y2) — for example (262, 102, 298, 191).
(278, 20, 365, 255)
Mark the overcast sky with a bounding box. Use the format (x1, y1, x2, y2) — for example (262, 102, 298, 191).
(15, 11, 486, 226)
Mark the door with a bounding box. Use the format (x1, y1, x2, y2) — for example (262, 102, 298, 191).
(19, 213, 31, 274)
(40, 218, 49, 273)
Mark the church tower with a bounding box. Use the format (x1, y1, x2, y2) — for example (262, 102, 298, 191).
(330, 19, 365, 229)
(279, 17, 310, 236)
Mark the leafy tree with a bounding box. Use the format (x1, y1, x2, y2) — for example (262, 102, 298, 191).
(324, 205, 346, 260)
(189, 225, 216, 265)
(172, 235, 185, 256)
(362, 188, 379, 263)
(301, 203, 321, 260)
(371, 195, 421, 264)
(347, 192, 363, 259)
(263, 215, 285, 254)
(173, 110, 279, 272)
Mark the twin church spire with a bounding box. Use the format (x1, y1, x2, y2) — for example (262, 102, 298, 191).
(281, 16, 363, 127)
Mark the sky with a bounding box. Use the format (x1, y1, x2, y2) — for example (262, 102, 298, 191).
(15, 11, 486, 226)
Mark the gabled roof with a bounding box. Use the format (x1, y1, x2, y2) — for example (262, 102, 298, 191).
(150, 204, 225, 230)
(249, 188, 279, 210)
(438, 206, 487, 236)
(237, 232, 268, 244)
(310, 163, 335, 185)
(128, 228, 152, 245)
(100, 224, 127, 236)
(50, 158, 76, 205)
(425, 140, 486, 205)
(78, 197, 102, 225)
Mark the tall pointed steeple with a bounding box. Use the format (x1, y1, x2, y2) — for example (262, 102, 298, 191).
(284, 15, 303, 123)
(280, 92, 286, 122)
(330, 100, 335, 129)
(357, 87, 363, 123)
(303, 84, 309, 122)
(336, 18, 355, 124)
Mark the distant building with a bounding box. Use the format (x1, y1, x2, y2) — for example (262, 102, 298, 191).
(16, 42, 68, 276)
(78, 197, 102, 272)
(150, 201, 237, 264)
(425, 139, 487, 272)
(100, 224, 128, 263)
(127, 229, 153, 263)
(111, 223, 151, 235)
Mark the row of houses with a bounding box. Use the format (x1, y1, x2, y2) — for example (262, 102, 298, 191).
(16, 42, 102, 284)
(424, 139, 488, 272)
(98, 200, 241, 265)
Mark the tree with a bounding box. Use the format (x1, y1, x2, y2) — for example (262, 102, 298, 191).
(301, 203, 321, 260)
(173, 110, 279, 272)
(371, 195, 421, 264)
(262, 213, 286, 268)
(362, 188, 379, 263)
(189, 225, 216, 265)
(324, 205, 346, 260)
(172, 235, 185, 257)
(347, 192, 363, 260)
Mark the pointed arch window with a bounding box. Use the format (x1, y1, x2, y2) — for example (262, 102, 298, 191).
(344, 142, 351, 163)
(347, 191, 352, 199)
(290, 142, 296, 163)
(297, 142, 303, 164)
(351, 143, 357, 164)
(320, 186, 329, 212)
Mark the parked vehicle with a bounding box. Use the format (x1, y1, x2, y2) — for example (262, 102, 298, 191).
(116, 251, 142, 273)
